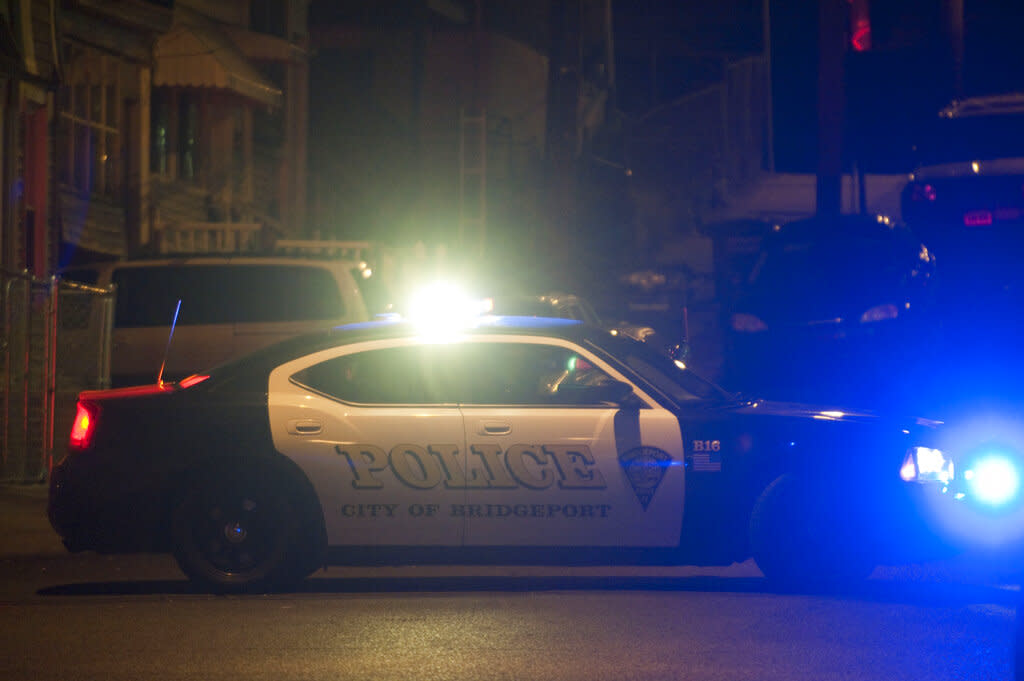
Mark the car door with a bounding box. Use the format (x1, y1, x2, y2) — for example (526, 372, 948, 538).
(268, 339, 467, 547)
(455, 338, 685, 548)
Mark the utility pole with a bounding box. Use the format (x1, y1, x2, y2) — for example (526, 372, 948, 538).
(458, 0, 487, 257)
(816, 0, 846, 217)
(544, 0, 582, 271)
(944, 0, 965, 98)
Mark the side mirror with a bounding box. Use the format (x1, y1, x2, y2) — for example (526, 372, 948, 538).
(553, 379, 637, 405)
(669, 341, 691, 361)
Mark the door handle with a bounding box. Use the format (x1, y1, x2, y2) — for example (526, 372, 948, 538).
(478, 421, 512, 436)
(287, 419, 323, 435)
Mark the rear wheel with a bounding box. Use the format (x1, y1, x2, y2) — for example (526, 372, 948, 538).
(749, 474, 875, 586)
(171, 471, 302, 593)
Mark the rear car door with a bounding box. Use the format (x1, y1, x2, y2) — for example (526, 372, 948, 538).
(455, 338, 685, 547)
(268, 340, 467, 547)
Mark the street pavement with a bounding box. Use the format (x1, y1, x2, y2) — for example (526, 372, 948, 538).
(0, 483, 64, 558)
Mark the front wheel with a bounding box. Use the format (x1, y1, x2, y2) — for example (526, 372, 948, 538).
(749, 474, 876, 586)
(171, 472, 300, 593)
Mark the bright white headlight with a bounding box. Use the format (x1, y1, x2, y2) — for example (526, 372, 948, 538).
(900, 446, 953, 485)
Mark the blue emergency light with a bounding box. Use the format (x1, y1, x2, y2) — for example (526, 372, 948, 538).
(964, 452, 1021, 508)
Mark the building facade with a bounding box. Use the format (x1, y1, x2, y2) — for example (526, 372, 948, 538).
(58, 0, 311, 265)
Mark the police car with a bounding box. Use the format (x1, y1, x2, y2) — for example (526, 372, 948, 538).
(49, 314, 961, 592)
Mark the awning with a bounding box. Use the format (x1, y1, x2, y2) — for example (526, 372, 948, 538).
(154, 20, 282, 109)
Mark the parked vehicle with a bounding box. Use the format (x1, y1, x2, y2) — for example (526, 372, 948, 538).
(60, 256, 373, 387)
(723, 214, 938, 409)
(900, 94, 1024, 407)
(901, 93, 1024, 295)
(486, 291, 687, 359)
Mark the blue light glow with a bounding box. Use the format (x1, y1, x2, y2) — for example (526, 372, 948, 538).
(965, 454, 1021, 507)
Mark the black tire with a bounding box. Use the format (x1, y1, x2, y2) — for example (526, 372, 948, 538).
(171, 470, 302, 593)
(749, 474, 875, 587)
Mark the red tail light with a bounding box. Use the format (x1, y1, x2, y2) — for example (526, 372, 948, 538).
(909, 183, 937, 202)
(69, 402, 97, 450)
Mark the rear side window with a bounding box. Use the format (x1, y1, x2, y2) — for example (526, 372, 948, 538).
(292, 342, 618, 407)
(111, 264, 346, 327)
(291, 345, 462, 404)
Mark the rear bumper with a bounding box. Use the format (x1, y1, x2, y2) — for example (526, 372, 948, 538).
(48, 455, 169, 553)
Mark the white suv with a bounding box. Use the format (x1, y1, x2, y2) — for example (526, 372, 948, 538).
(60, 256, 372, 387)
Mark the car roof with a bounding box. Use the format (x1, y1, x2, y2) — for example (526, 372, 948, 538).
(200, 315, 596, 382)
(939, 93, 1024, 118)
(329, 316, 589, 343)
(764, 213, 914, 247)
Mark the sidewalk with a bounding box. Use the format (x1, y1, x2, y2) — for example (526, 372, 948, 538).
(0, 483, 66, 557)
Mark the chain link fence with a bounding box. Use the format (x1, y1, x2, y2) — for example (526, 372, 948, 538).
(1, 269, 114, 483)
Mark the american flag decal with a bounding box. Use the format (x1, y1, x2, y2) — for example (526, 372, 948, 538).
(688, 452, 722, 472)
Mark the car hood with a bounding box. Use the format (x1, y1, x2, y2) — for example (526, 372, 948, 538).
(733, 287, 906, 327)
(727, 399, 879, 423)
(717, 398, 943, 431)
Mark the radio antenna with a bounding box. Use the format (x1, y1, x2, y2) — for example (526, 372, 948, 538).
(157, 299, 182, 387)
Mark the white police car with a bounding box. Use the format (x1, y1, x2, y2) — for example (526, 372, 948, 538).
(50, 315, 962, 592)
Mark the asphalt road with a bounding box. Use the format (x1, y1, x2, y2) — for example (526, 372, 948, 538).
(0, 552, 1015, 681)
(0, 485, 1017, 680)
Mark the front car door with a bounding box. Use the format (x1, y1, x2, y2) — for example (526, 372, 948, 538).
(454, 337, 686, 548)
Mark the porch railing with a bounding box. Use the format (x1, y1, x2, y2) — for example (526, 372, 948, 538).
(155, 222, 264, 253)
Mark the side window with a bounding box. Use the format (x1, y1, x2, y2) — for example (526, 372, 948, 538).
(462, 343, 618, 406)
(111, 264, 347, 328)
(233, 265, 345, 323)
(291, 346, 459, 404)
(112, 266, 230, 327)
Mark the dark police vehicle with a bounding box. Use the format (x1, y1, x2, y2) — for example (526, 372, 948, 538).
(49, 315, 974, 592)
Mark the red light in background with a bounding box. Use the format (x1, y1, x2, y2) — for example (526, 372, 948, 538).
(850, 21, 871, 51)
(911, 183, 937, 202)
(848, 0, 871, 51)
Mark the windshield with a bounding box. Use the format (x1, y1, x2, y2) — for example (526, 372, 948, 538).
(749, 239, 910, 296)
(586, 332, 733, 404)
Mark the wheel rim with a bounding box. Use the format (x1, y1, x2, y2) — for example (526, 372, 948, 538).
(192, 492, 279, 576)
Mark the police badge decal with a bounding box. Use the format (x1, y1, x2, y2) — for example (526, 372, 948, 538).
(618, 446, 672, 510)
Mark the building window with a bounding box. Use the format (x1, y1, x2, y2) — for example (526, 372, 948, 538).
(180, 95, 199, 181)
(57, 48, 121, 198)
(250, 0, 287, 38)
(151, 89, 168, 175)
(150, 90, 200, 182)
